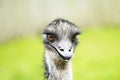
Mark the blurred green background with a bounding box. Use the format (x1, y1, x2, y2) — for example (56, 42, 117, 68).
(0, 0, 120, 80)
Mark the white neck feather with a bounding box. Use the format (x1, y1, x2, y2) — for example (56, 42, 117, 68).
(45, 49, 73, 80)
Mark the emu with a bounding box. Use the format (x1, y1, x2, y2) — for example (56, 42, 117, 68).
(42, 19, 80, 80)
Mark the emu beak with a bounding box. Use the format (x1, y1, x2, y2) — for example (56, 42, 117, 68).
(63, 56, 72, 61)
(47, 40, 73, 61)
(57, 40, 74, 61)
(56, 51, 73, 61)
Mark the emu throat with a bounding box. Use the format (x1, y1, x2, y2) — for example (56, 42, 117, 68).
(53, 59, 68, 70)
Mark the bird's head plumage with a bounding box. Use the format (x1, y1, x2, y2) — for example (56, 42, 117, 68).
(42, 19, 80, 61)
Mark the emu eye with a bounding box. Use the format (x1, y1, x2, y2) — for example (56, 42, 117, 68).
(47, 34, 55, 42)
(71, 32, 80, 42)
(71, 35, 76, 42)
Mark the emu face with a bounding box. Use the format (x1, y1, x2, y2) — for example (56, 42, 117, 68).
(43, 19, 80, 61)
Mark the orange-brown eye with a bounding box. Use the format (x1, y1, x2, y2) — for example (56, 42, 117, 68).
(47, 34, 55, 42)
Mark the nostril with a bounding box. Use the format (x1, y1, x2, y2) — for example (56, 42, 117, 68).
(59, 47, 64, 51)
(69, 49, 71, 52)
(69, 47, 72, 52)
(60, 49, 64, 51)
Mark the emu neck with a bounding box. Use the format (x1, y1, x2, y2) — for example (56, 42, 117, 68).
(45, 49, 72, 80)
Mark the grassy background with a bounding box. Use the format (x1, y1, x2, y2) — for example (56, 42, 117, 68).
(0, 27, 120, 80)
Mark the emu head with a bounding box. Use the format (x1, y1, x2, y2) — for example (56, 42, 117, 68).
(42, 19, 80, 61)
